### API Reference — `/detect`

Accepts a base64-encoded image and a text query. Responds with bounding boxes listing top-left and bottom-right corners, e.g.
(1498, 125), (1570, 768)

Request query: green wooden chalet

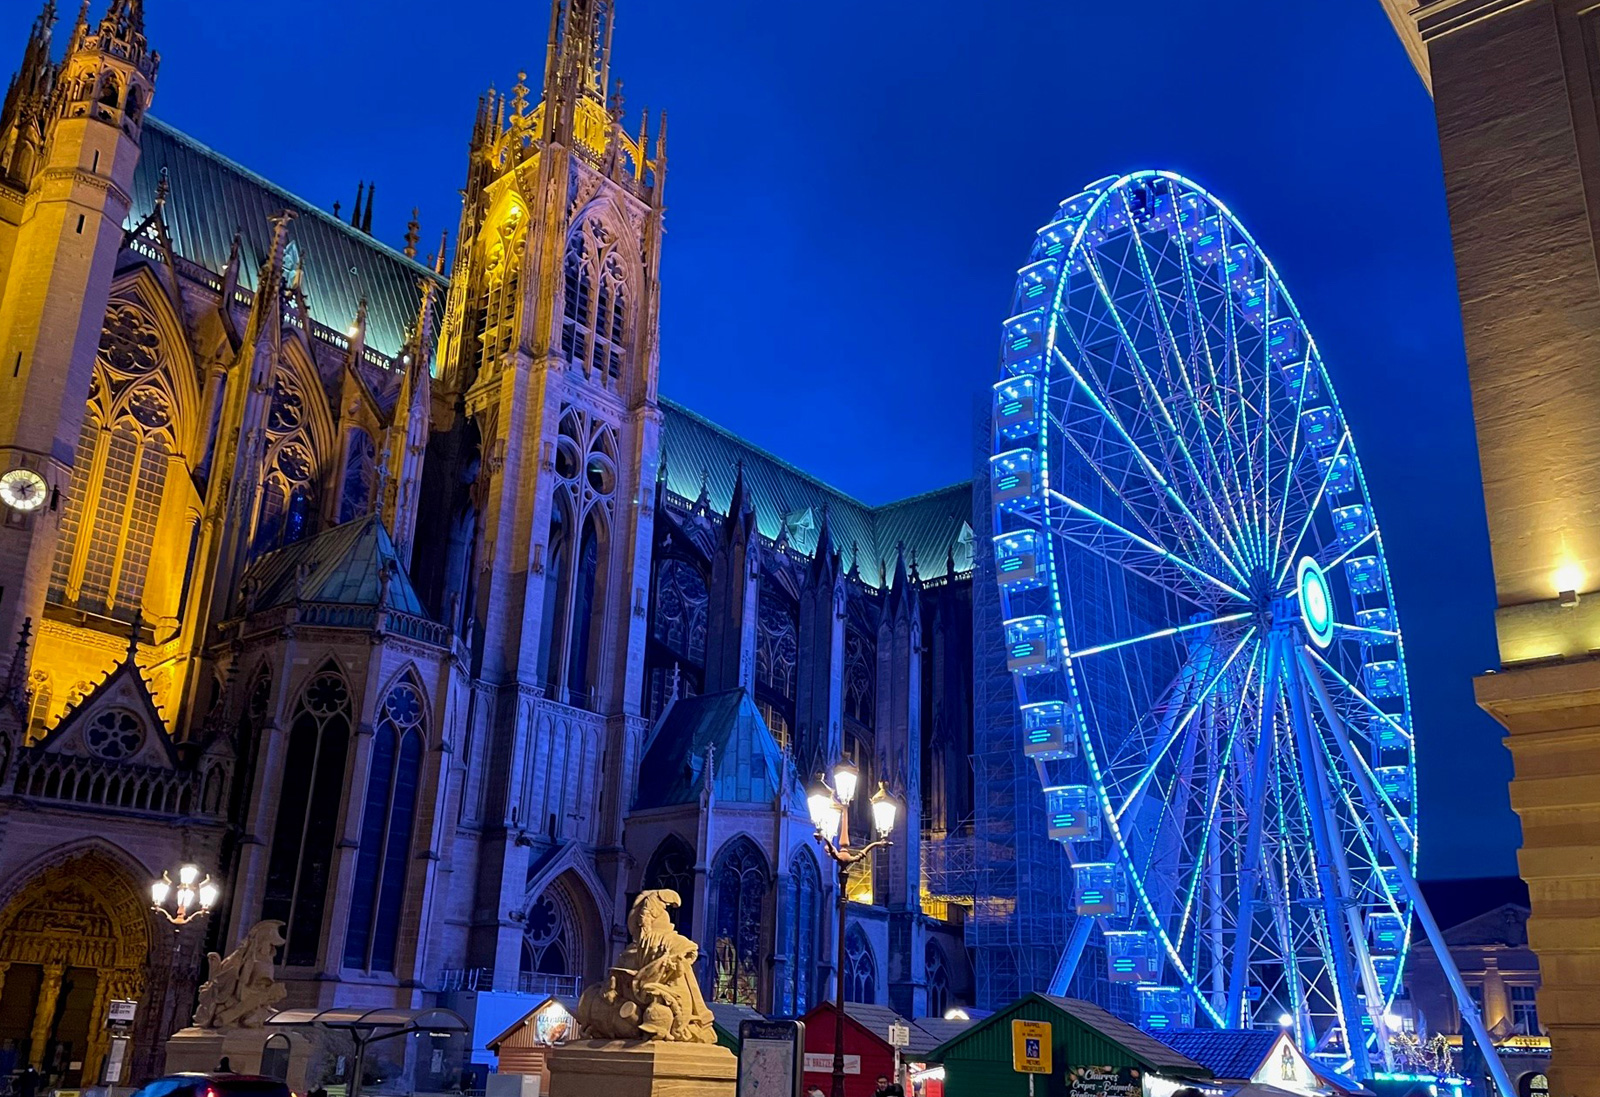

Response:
(927, 993), (1212, 1097)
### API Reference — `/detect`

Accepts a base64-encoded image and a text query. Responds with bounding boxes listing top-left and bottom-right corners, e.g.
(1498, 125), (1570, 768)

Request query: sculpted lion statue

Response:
(193, 920), (287, 1029)
(576, 890), (715, 1043)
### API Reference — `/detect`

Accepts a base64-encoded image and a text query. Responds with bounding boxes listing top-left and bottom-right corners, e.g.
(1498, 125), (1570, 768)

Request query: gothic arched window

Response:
(520, 884), (577, 982)
(653, 558), (708, 665)
(539, 500), (572, 695)
(642, 835), (696, 936)
(344, 675), (426, 972)
(845, 925), (876, 1004)
(255, 374), (320, 553)
(843, 628), (875, 729)
(559, 221), (628, 387)
(49, 416), (170, 621)
(790, 849), (821, 1014)
(756, 592), (798, 701)
(710, 836), (768, 1006)
(566, 513), (605, 704)
(926, 940), (950, 1018)
(262, 664), (352, 966)
(339, 428), (377, 522)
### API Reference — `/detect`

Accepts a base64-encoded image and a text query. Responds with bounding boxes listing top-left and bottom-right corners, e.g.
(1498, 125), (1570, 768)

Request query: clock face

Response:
(0, 467), (47, 513)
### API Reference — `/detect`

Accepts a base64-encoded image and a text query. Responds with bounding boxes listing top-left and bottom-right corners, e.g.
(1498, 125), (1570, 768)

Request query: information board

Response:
(738, 1019), (804, 1097)
(1012, 1020), (1052, 1074)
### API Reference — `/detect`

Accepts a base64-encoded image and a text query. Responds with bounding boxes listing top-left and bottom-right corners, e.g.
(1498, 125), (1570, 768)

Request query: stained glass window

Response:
(844, 629), (875, 729)
(711, 837), (767, 1006)
(845, 925), (876, 1004)
(262, 664), (352, 966)
(756, 592), (798, 700)
(654, 558), (709, 666)
(926, 941), (950, 1018)
(344, 676), (426, 972)
(643, 835), (696, 935)
(566, 513), (603, 705)
(339, 428), (377, 522)
(521, 886), (574, 978)
(790, 849), (821, 1014)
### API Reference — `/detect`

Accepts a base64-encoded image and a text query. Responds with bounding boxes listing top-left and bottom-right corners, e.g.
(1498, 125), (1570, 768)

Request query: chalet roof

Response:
(129, 118), (445, 361)
(634, 688), (803, 810)
(241, 515), (428, 618)
(658, 398), (973, 589)
(1159, 1029), (1281, 1082)
(927, 993), (1208, 1078)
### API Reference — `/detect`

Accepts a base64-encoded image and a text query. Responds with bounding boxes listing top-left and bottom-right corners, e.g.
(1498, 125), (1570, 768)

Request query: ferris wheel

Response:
(988, 171), (1511, 1090)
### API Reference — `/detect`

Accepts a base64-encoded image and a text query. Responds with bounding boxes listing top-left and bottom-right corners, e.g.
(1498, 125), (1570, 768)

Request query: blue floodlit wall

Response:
(970, 401), (1143, 1016)
(970, 401), (1078, 1008)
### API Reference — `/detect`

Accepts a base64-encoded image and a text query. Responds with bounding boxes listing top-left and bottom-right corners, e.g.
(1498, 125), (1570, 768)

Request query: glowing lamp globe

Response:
(870, 783), (899, 837)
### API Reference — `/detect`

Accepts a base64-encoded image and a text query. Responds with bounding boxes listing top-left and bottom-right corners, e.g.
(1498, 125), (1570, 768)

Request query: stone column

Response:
(29, 962), (65, 1069)
(80, 969), (109, 1085)
(1481, 953), (1511, 1035)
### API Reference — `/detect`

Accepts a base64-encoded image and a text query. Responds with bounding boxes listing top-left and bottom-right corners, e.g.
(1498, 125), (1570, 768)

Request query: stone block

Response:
(164, 1027), (313, 1092)
(546, 1040), (735, 1097)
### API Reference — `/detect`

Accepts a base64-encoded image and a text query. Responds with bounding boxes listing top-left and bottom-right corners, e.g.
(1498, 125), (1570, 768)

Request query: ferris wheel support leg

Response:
(1048, 914), (1096, 996)
(1281, 635), (1374, 1081)
(1289, 661), (1396, 1071)
(1227, 642), (1283, 1026)
(1297, 647), (1517, 1097)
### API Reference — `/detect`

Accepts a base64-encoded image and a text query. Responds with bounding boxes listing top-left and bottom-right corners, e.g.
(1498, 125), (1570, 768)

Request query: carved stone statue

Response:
(193, 920), (287, 1029)
(576, 890), (715, 1043)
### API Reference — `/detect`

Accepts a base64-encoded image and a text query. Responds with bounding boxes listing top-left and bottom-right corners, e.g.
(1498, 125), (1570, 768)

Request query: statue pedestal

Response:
(546, 1040), (735, 1097)
(164, 1027), (312, 1091)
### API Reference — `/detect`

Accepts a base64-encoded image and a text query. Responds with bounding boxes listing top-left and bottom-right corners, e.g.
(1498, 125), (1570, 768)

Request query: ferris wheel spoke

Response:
(1168, 206), (1268, 568)
(1276, 430), (1351, 588)
(1111, 628), (1257, 823)
(1301, 645), (1412, 747)
(1049, 342), (1252, 589)
(1267, 347), (1318, 568)
(1047, 489), (1249, 603)
(1121, 209), (1263, 570)
(1069, 611), (1252, 659)
(1077, 245), (1259, 567)
(1318, 527), (1377, 575)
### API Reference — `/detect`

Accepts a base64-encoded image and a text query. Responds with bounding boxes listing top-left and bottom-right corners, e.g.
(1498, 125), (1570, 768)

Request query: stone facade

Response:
(1383, 1), (1600, 1091)
(0, 0), (975, 1085)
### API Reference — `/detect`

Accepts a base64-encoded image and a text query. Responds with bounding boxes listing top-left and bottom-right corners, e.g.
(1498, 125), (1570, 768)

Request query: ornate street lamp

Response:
(809, 765), (899, 1097)
(150, 864), (219, 925)
(150, 864), (219, 1046)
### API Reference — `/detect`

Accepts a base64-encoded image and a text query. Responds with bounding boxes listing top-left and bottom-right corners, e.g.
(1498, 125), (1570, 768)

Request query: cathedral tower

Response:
(419, 0), (667, 981)
(0, 0), (157, 677)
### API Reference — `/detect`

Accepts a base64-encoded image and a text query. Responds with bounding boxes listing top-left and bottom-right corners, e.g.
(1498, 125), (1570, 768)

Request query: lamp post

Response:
(150, 865), (219, 1048)
(808, 763), (899, 1097)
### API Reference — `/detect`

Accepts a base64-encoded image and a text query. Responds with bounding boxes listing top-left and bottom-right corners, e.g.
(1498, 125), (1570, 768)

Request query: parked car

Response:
(130, 1074), (291, 1097)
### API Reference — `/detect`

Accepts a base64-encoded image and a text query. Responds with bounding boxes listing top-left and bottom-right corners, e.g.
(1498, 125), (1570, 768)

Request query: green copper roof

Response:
(658, 398), (975, 589)
(129, 117), (444, 361)
(634, 688), (803, 810)
(241, 515), (428, 618)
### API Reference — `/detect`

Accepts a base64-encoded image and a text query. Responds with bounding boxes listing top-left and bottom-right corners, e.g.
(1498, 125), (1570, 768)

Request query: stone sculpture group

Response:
(576, 889), (716, 1043)
(193, 920), (288, 1029)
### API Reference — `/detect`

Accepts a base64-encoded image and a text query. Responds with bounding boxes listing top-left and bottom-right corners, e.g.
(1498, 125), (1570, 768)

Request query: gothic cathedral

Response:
(0, 0), (978, 1082)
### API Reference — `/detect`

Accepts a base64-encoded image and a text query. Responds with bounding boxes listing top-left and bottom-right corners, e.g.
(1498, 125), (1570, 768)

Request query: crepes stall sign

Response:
(1068, 1065), (1142, 1097)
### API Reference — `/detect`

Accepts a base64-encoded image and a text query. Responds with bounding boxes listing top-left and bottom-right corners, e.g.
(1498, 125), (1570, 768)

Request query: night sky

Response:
(4, 0), (1522, 879)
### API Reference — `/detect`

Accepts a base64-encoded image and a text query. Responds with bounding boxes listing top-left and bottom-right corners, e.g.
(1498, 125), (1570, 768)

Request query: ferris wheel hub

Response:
(1297, 556), (1335, 648)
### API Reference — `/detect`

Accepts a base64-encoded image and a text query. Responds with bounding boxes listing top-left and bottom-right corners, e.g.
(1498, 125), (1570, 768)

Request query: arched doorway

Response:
(0, 849), (151, 1088)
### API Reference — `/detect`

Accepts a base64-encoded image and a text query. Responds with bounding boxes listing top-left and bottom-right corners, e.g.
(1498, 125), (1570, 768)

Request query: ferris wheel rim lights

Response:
(988, 169), (1421, 1066)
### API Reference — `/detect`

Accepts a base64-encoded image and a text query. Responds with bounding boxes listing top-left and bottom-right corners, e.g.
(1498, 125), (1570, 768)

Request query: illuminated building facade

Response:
(0, 0), (973, 1080)
(1380, 1), (1600, 1091)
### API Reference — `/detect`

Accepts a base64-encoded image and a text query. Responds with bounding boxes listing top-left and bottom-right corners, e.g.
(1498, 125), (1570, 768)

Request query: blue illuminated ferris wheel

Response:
(987, 171), (1511, 1088)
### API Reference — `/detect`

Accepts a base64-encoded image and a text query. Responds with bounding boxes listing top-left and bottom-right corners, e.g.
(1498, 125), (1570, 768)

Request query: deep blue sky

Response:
(6, 0), (1521, 878)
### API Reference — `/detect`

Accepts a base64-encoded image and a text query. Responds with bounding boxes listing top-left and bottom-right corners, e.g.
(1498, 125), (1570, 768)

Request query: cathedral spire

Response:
(351, 181), (364, 228)
(542, 0), (612, 102)
(0, 0), (57, 186)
